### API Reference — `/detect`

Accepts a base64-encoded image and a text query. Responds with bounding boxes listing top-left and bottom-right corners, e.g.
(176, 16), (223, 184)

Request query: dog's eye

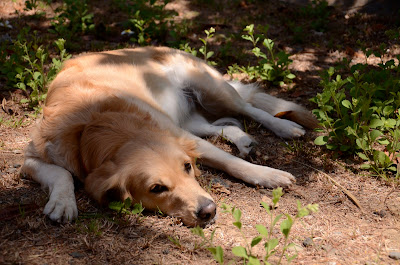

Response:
(184, 162), (192, 173)
(150, 184), (168, 194)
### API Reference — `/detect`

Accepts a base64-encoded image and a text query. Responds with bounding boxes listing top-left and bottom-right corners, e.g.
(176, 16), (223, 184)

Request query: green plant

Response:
(109, 198), (144, 216)
(199, 27), (217, 66)
(49, 0), (94, 39)
(0, 116), (30, 128)
(190, 227), (223, 263)
(179, 42), (198, 57)
(178, 27), (217, 66)
(280, 139), (305, 155)
(22, 0), (49, 18)
(0, 27), (30, 89)
(115, 0), (177, 45)
(15, 38), (70, 112)
(311, 50), (400, 179)
(75, 218), (103, 236)
(300, 0), (330, 32)
(228, 24), (295, 85)
(191, 188), (318, 264)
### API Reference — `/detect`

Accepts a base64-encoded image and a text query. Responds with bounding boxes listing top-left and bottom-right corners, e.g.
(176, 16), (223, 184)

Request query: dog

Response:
(21, 47), (317, 227)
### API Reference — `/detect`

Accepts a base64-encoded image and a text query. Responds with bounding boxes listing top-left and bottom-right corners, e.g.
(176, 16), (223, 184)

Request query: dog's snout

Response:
(197, 199), (216, 222)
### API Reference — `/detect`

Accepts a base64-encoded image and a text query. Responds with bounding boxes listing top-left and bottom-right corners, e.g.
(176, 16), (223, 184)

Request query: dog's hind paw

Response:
(43, 187), (78, 223)
(271, 118), (305, 139)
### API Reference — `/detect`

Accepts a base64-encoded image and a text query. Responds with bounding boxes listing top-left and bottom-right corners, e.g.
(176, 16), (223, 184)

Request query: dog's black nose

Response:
(197, 199), (216, 222)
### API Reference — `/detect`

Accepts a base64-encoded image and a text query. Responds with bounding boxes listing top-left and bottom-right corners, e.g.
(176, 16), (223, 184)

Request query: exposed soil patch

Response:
(1, 0), (399, 264)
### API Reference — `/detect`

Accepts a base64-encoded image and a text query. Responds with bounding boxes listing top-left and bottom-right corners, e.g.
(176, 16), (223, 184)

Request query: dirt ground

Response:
(1, 0), (400, 264)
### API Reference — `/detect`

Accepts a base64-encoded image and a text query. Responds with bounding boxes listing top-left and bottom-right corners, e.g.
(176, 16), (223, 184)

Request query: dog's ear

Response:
(84, 161), (130, 205)
(179, 137), (201, 177)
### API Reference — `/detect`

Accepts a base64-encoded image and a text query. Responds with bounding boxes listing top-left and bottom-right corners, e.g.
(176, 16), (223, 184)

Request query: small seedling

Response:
(199, 27), (217, 66)
(190, 188), (318, 264)
(228, 24), (295, 85)
(109, 198), (145, 223)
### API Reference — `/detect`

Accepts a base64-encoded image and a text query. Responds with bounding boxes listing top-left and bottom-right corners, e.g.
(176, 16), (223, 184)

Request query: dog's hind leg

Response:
(228, 81), (319, 129)
(188, 77), (305, 138)
(175, 62), (307, 138)
(21, 142), (78, 222)
(183, 112), (256, 157)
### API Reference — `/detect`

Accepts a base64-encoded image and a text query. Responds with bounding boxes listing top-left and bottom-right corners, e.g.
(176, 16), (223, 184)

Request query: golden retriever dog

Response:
(21, 47), (317, 227)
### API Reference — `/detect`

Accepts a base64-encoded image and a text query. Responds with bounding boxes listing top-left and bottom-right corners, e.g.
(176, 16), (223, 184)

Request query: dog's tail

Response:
(228, 81), (319, 129)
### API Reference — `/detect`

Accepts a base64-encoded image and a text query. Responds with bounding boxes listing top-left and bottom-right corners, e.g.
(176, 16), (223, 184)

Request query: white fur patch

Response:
(24, 157), (78, 222)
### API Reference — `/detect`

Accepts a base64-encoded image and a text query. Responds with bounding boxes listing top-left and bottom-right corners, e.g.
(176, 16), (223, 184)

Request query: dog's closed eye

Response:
(184, 162), (192, 173)
(150, 184), (169, 194)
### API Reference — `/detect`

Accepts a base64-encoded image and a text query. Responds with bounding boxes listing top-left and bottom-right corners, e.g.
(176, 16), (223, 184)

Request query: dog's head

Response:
(81, 114), (216, 227)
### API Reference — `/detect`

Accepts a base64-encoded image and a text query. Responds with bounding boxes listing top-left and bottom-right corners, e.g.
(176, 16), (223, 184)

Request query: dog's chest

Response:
(154, 87), (192, 125)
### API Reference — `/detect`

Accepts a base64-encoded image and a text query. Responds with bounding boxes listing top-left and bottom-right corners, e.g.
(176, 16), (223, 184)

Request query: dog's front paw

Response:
(272, 118), (305, 139)
(245, 165), (295, 188)
(220, 126), (256, 157)
(43, 187), (78, 223)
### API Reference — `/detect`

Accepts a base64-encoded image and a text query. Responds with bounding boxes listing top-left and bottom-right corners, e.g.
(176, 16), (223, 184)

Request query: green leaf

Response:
(341, 100), (352, 109)
(232, 246), (248, 259)
(248, 256), (261, 265)
(373, 150), (391, 166)
(233, 208), (242, 222)
(357, 152), (369, 160)
(280, 216), (293, 238)
(242, 35), (253, 42)
(286, 73), (296, 79)
(296, 201), (309, 218)
(124, 197), (132, 208)
(260, 201), (271, 214)
(370, 119), (384, 128)
(208, 246), (224, 264)
(314, 135), (328, 145)
(131, 203), (143, 215)
(265, 238), (279, 253)
(360, 163), (371, 169)
(272, 214), (283, 227)
(356, 138), (368, 150)
(370, 130), (383, 142)
(33, 71), (41, 80)
(272, 188), (283, 205)
(377, 138), (390, 145)
(327, 67), (335, 77)
(108, 201), (124, 212)
(287, 253), (298, 262)
(263, 38), (274, 51)
(190, 226), (205, 237)
(255, 224), (268, 238)
(251, 236), (263, 247)
(233, 221), (242, 230)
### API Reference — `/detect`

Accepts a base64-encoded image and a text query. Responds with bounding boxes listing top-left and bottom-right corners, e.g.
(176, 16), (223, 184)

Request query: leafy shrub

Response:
(49, 0), (95, 39)
(311, 50), (400, 179)
(15, 38), (70, 112)
(300, 0), (330, 32)
(190, 188), (318, 264)
(115, 0), (177, 45)
(180, 27), (217, 66)
(228, 24), (295, 85)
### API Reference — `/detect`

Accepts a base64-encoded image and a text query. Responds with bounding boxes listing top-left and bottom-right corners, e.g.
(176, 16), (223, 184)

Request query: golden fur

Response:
(22, 47), (317, 226)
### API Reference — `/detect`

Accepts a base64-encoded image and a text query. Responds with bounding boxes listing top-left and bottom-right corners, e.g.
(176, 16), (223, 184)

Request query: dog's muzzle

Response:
(196, 197), (217, 226)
